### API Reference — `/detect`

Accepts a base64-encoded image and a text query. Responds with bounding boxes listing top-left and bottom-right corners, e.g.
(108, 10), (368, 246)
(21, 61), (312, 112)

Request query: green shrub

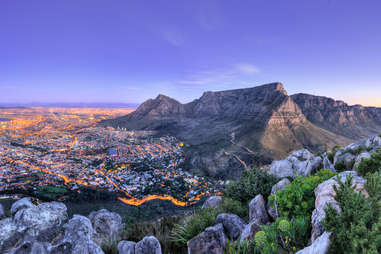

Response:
(220, 197), (249, 220)
(356, 149), (381, 176)
(323, 172), (381, 254)
(328, 145), (342, 163)
(268, 169), (336, 220)
(224, 168), (277, 203)
(99, 237), (118, 254)
(170, 208), (219, 246)
(225, 239), (253, 254)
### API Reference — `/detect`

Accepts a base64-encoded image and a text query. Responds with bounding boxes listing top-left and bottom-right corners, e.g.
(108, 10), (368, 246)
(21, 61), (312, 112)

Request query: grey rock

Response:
(270, 149), (322, 178)
(202, 196), (222, 209)
(240, 220), (261, 242)
(0, 218), (22, 252)
(13, 201), (68, 242)
(296, 232), (332, 254)
(89, 209), (123, 242)
(354, 152), (371, 169)
(187, 223), (226, 254)
(365, 135), (381, 150)
(267, 202), (277, 221)
(11, 197), (36, 216)
(0, 203), (5, 220)
(135, 236), (161, 254)
(118, 241), (136, 254)
(270, 178), (291, 195)
(334, 151), (356, 170)
(216, 213), (246, 240)
(9, 239), (50, 254)
(321, 153), (335, 171)
(248, 195), (269, 224)
(311, 171), (366, 242)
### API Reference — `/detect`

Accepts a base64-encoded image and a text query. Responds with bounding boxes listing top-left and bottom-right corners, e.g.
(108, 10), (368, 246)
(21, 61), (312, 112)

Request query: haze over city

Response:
(1, 0), (380, 106)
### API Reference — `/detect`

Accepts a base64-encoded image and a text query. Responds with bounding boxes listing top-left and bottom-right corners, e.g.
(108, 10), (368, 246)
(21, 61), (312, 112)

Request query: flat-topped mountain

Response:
(100, 83), (381, 179)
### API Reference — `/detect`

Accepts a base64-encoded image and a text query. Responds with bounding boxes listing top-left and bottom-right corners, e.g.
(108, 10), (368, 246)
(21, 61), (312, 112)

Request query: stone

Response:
(240, 219), (261, 242)
(321, 153), (335, 171)
(334, 152), (356, 170)
(0, 218), (22, 252)
(187, 223), (226, 254)
(311, 171), (366, 242)
(270, 178), (291, 195)
(0, 203), (5, 220)
(13, 201), (68, 242)
(89, 209), (123, 242)
(135, 236), (162, 254)
(216, 213), (246, 240)
(296, 232), (332, 254)
(10, 197), (36, 216)
(269, 149), (322, 178)
(202, 196), (222, 209)
(9, 239), (50, 254)
(354, 152), (371, 169)
(118, 241), (136, 254)
(248, 195), (269, 224)
(365, 135), (381, 150)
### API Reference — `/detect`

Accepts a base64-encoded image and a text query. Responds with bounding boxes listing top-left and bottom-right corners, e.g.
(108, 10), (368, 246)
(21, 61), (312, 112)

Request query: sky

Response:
(1, 0), (381, 106)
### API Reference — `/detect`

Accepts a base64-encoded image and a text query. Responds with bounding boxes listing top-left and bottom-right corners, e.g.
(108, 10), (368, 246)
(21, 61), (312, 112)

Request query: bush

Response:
(268, 169), (336, 220)
(170, 208), (219, 246)
(328, 145), (342, 163)
(220, 197), (249, 220)
(224, 168), (277, 203)
(323, 172), (381, 254)
(99, 237), (118, 254)
(356, 149), (381, 176)
(225, 239), (253, 254)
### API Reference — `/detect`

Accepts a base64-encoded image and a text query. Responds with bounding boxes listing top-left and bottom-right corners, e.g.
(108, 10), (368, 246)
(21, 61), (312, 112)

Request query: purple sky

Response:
(1, 0), (381, 106)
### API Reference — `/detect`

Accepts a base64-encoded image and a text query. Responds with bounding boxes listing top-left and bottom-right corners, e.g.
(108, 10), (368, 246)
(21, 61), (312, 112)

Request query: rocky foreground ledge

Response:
(0, 198), (161, 254)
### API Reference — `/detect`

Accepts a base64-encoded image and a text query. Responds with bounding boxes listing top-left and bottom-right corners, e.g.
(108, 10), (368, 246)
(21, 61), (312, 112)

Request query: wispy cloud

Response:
(157, 27), (184, 46)
(178, 63), (260, 86)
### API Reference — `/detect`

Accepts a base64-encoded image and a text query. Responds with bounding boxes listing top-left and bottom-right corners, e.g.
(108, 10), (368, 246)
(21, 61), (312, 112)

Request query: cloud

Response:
(234, 64), (260, 74)
(157, 27), (184, 46)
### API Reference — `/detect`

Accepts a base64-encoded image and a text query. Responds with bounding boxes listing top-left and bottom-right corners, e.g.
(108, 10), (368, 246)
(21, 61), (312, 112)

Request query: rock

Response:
(0, 203), (5, 220)
(10, 197), (36, 216)
(334, 151), (356, 170)
(240, 220), (261, 242)
(9, 238), (50, 254)
(296, 232), (332, 254)
(311, 171), (366, 242)
(365, 135), (381, 151)
(216, 213), (246, 240)
(187, 223), (226, 254)
(270, 178), (291, 195)
(354, 152), (371, 169)
(50, 215), (104, 254)
(13, 201), (68, 242)
(321, 153), (335, 171)
(248, 195), (269, 224)
(0, 218), (22, 252)
(269, 149), (322, 178)
(202, 196), (222, 209)
(118, 241), (136, 254)
(267, 203), (277, 221)
(135, 236), (162, 254)
(89, 209), (123, 242)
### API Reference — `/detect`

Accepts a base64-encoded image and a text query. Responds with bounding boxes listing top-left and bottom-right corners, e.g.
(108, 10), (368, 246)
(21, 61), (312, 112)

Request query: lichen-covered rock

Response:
(118, 241), (136, 254)
(296, 232), (332, 254)
(187, 223), (226, 254)
(89, 209), (123, 242)
(202, 196), (222, 209)
(240, 219), (261, 242)
(311, 171), (366, 242)
(0, 218), (22, 252)
(216, 213), (246, 240)
(248, 195), (269, 224)
(13, 201), (68, 242)
(269, 149), (322, 178)
(135, 236), (161, 254)
(10, 197), (36, 216)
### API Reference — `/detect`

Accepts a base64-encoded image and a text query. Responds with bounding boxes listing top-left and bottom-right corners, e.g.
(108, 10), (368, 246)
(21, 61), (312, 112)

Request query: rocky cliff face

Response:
(100, 83), (381, 179)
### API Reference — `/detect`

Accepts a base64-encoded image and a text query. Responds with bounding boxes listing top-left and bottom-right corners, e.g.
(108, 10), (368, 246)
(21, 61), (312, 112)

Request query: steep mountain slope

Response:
(100, 83), (380, 179)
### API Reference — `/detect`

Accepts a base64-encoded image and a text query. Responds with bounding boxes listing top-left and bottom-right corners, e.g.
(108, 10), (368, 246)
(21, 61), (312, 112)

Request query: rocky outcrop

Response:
(89, 209), (123, 242)
(269, 149), (322, 178)
(311, 171), (366, 242)
(240, 220), (261, 242)
(215, 213), (246, 240)
(118, 241), (136, 254)
(135, 236), (162, 254)
(248, 195), (269, 224)
(267, 178), (291, 220)
(0, 217), (21, 252)
(187, 223), (226, 254)
(10, 197), (36, 216)
(202, 196), (222, 209)
(296, 232), (332, 254)
(0, 204), (4, 220)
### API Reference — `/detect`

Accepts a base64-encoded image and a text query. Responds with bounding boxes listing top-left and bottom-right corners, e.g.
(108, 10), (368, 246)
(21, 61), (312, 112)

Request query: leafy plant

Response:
(220, 197), (249, 220)
(323, 172), (381, 254)
(356, 148), (381, 176)
(225, 239), (252, 254)
(327, 145), (342, 163)
(224, 168), (277, 203)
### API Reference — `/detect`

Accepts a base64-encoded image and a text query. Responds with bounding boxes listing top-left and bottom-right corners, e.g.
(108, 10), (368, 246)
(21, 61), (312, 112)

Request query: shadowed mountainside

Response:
(100, 83), (381, 179)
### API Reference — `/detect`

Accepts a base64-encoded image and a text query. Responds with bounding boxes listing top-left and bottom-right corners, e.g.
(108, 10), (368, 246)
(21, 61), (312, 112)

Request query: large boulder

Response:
(311, 171), (366, 242)
(216, 213), (246, 240)
(321, 153), (335, 171)
(202, 196), (222, 209)
(8, 238), (50, 254)
(240, 220), (261, 242)
(0, 218), (22, 252)
(10, 197), (36, 216)
(135, 236), (161, 254)
(13, 201), (68, 242)
(353, 152), (371, 169)
(333, 151), (356, 170)
(118, 241), (136, 254)
(187, 223), (226, 254)
(365, 135), (381, 151)
(267, 178), (291, 220)
(269, 149), (322, 178)
(296, 232), (332, 254)
(0, 204), (5, 219)
(89, 209), (123, 242)
(248, 195), (269, 224)
(50, 214), (104, 254)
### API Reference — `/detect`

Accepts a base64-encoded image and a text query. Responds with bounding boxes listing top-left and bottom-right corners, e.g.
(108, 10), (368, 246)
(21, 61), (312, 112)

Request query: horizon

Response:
(1, 0), (381, 107)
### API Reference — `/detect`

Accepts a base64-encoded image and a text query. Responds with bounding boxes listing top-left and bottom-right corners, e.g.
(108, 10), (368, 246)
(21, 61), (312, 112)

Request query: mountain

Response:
(100, 83), (381, 179)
